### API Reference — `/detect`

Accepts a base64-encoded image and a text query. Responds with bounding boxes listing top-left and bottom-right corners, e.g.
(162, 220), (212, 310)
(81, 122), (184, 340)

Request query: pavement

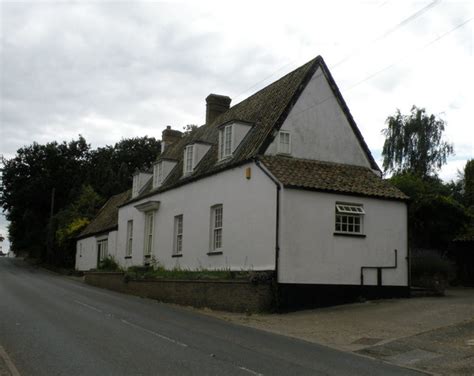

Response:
(0, 258), (422, 376)
(198, 289), (474, 375)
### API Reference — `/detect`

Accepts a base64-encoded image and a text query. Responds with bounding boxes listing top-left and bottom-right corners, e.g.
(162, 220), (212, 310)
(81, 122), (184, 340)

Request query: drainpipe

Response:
(254, 158), (281, 282)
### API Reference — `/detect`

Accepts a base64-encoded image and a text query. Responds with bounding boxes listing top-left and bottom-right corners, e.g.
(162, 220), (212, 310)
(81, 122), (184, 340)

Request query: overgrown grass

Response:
(125, 265), (252, 281)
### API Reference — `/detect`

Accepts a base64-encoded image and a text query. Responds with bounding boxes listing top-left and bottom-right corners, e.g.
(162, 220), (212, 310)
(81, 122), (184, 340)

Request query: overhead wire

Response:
(284, 16), (473, 122)
(232, 0), (442, 103)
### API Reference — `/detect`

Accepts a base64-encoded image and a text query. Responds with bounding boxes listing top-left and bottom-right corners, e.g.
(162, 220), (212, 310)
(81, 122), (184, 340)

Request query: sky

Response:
(0, 0), (473, 251)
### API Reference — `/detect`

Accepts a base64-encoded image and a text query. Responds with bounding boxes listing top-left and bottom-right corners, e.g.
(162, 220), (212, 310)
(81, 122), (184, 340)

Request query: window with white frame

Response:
(126, 220), (133, 257)
(184, 145), (194, 174)
(219, 125), (233, 160)
(97, 239), (108, 262)
(153, 162), (163, 188)
(335, 203), (365, 235)
(173, 215), (183, 255)
(278, 131), (291, 154)
(144, 212), (154, 256)
(210, 204), (223, 252)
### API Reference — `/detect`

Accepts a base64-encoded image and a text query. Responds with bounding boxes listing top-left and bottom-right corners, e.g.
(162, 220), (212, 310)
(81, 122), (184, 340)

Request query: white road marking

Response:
(0, 344), (21, 376)
(72, 299), (187, 348)
(238, 366), (263, 375)
(120, 319), (188, 348)
(73, 300), (103, 313)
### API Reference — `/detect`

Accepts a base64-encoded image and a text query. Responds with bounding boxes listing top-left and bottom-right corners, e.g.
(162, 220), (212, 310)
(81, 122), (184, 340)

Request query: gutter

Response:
(254, 158), (281, 282)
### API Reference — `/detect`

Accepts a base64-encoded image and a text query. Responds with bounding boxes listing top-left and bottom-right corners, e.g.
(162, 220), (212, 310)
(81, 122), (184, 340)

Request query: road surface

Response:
(0, 258), (423, 375)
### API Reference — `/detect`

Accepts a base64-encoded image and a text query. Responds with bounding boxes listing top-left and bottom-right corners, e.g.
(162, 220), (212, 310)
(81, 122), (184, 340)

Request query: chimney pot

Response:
(206, 94), (231, 125)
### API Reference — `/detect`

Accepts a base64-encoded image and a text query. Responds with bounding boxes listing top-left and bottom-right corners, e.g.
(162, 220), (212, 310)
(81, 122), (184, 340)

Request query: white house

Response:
(77, 56), (408, 290)
(76, 191), (129, 270)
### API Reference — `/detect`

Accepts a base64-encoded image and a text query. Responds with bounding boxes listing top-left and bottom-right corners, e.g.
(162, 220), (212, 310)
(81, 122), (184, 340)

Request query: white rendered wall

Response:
(231, 122), (252, 152)
(279, 189), (408, 286)
(107, 231), (118, 261)
(117, 162), (277, 271)
(76, 236), (97, 271)
(265, 67), (371, 168)
(75, 231), (117, 271)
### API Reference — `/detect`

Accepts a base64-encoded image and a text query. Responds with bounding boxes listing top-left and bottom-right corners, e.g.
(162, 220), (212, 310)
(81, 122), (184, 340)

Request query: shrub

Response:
(411, 249), (455, 294)
(98, 256), (121, 271)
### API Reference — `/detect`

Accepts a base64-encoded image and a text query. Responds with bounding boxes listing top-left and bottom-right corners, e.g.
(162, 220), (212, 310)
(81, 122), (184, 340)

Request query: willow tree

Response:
(382, 106), (454, 178)
(464, 159), (474, 208)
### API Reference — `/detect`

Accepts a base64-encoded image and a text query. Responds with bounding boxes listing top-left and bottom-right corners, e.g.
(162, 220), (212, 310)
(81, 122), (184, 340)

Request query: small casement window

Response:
(173, 215), (183, 255)
(153, 162), (163, 188)
(184, 145), (194, 174)
(278, 131), (291, 154)
(219, 125), (233, 160)
(79, 243), (83, 257)
(335, 203), (365, 234)
(97, 239), (108, 262)
(210, 204), (223, 252)
(126, 220), (133, 257)
(144, 212), (154, 256)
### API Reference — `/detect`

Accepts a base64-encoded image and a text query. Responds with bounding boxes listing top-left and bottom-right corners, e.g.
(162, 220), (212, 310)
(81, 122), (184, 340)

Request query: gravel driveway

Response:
(199, 288), (474, 375)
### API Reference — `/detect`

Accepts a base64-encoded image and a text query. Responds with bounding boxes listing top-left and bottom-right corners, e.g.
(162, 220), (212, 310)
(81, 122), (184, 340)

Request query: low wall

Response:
(84, 272), (274, 313)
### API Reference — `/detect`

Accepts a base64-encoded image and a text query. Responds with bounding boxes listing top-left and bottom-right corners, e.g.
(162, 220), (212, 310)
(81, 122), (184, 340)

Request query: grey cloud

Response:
(1, 2), (282, 158)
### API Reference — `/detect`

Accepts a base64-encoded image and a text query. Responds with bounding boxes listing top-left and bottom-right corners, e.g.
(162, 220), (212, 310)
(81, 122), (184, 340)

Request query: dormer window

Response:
(219, 124), (233, 160)
(278, 131), (291, 155)
(132, 171), (153, 198)
(153, 162), (163, 188)
(184, 145), (194, 174)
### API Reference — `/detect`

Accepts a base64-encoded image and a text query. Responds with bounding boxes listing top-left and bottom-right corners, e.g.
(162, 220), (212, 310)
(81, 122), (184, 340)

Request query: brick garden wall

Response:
(83, 272), (274, 312)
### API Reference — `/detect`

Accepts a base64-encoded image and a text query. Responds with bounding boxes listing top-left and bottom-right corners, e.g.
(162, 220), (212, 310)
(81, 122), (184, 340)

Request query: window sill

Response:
(207, 251), (223, 256)
(124, 256), (132, 259)
(333, 232), (366, 238)
(218, 155), (232, 162)
(172, 254), (183, 258)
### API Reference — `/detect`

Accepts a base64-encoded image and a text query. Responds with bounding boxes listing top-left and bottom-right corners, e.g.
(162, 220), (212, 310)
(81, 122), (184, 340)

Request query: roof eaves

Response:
(284, 184), (409, 202)
(77, 226), (118, 240)
(119, 157), (254, 208)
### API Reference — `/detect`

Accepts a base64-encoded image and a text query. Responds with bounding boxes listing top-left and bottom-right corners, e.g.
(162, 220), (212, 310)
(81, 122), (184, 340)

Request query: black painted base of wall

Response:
(276, 283), (410, 311)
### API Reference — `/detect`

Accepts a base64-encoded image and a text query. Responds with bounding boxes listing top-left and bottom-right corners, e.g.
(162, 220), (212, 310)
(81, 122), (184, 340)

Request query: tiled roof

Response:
(123, 55), (380, 205)
(78, 190), (131, 239)
(260, 156), (408, 201)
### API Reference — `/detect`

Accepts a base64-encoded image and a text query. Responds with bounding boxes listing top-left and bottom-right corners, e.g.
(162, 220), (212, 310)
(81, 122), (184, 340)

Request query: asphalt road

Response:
(0, 258), (423, 376)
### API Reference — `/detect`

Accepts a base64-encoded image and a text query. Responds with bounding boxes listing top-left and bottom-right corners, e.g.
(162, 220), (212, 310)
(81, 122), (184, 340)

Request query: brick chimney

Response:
(161, 126), (183, 152)
(206, 94), (231, 125)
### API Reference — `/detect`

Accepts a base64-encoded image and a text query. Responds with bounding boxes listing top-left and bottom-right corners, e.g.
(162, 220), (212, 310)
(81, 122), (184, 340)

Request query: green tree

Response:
(88, 136), (161, 198)
(1, 135), (161, 265)
(389, 173), (469, 249)
(0, 137), (90, 260)
(464, 159), (474, 209)
(54, 185), (103, 266)
(182, 124), (198, 136)
(382, 106), (454, 178)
